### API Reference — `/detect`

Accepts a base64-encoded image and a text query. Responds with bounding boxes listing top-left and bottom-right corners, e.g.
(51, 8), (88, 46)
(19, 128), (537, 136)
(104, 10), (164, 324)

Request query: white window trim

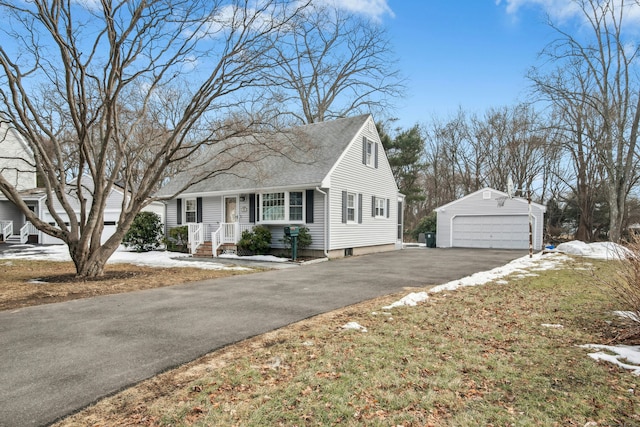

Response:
(365, 139), (375, 167)
(185, 198), (197, 223)
(260, 190), (305, 224)
(375, 197), (386, 218)
(346, 192), (357, 223)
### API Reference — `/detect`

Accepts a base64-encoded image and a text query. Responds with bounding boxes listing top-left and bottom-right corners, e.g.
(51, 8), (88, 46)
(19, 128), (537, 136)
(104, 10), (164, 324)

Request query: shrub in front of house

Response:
(238, 225), (272, 255)
(280, 226), (312, 256)
(165, 225), (189, 253)
(122, 211), (164, 252)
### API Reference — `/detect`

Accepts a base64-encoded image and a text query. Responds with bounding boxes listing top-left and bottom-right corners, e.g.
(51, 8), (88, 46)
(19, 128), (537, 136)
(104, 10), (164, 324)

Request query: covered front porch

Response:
(187, 222), (255, 257)
(0, 220), (39, 244)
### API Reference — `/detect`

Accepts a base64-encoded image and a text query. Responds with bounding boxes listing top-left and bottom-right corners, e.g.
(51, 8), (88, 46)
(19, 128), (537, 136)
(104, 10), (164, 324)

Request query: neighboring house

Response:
(0, 122), (41, 243)
(434, 187), (546, 250)
(0, 121), (163, 244)
(156, 114), (404, 258)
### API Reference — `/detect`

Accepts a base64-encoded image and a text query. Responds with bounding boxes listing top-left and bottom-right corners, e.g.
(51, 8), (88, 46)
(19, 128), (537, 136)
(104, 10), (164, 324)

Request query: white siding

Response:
(257, 189), (325, 251)
(140, 201), (165, 226)
(166, 199), (178, 229)
(0, 125), (37, 191)
(436, 188), (545, 250)
(326, 117), (399, 251)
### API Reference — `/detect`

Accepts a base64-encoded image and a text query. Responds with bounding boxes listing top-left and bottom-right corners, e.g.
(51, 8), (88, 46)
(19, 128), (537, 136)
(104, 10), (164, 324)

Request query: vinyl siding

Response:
(0, 125), (37, 191)
(0, 201), (23, 227)
(327, 117), (399, 250)
(436, 188), (545, 250)
(264, 189), (326, 250)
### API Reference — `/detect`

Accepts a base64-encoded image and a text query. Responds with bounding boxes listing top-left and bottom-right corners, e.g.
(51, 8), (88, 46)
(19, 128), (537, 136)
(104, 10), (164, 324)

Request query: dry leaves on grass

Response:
(0, 259), (255, 311)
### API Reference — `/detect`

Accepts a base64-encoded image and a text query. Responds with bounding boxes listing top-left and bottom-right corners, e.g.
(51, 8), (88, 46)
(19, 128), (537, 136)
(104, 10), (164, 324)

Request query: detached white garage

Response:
(435, 188), (546, 250)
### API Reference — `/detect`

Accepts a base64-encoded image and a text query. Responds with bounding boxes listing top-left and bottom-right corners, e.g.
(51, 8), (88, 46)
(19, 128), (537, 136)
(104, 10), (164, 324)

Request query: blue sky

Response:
(364, 1), (556, 129)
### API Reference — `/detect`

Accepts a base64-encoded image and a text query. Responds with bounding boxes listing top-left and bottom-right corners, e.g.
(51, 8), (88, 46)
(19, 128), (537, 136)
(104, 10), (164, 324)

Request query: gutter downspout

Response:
(315, 187), (329, 257)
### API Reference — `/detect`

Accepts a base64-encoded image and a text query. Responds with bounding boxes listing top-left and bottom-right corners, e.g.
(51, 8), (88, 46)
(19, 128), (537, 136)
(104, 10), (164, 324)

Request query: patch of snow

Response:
(579, 344), (640, 376)
(342, 322), (367, 333)
(218, 253), (288, 263)
(541, 324), (564, 329)
(554, 240), (631, 260)
(426, 252), (569, 296)
(614, 311), (640, 323)
(382, 291), (429, 309)
(0, 244), (250, 271)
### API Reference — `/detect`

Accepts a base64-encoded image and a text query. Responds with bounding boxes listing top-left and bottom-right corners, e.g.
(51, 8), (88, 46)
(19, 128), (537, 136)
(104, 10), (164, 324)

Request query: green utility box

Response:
(426, 232), (436, 248)
(284, 226), (300, 237)
(284, 226), (300, 261)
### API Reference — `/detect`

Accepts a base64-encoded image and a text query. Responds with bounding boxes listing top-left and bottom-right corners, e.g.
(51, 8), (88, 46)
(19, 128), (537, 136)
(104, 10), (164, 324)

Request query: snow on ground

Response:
(554, 240), (632, 260)
(382, 251), (570, 310)
(0, 244), (250, 270)
(579, 345), (640, 376)
(381, 241), (640, 375)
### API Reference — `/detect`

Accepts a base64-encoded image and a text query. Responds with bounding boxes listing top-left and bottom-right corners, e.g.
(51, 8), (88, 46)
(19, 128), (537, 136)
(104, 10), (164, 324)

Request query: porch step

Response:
(5, 235), (22, 244)
(192, 241), (213, 258)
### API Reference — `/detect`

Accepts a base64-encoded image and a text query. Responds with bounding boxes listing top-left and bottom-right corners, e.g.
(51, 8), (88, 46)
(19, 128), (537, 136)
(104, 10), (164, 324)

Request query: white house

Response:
(156, 114), (404, 258)
(0, 121), (163, 244)
(434, 187), (546, 250)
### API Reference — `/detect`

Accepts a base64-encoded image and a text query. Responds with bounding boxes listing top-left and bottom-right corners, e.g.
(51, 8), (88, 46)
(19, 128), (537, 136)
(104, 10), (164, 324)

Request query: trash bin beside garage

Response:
(425, 232), (436, 248)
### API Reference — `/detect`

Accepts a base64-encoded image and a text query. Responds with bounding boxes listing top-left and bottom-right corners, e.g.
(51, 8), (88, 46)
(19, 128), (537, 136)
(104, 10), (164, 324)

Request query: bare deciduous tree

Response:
(530, 0), (640, 242)
(0, 0), (308, 277)
(262, 2), (404, 124)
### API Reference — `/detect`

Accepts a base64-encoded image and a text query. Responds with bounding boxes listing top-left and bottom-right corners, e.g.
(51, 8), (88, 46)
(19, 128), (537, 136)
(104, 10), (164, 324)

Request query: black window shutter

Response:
(387, 198), (390, 218)
(196, 197), (203, 223)
(249, 194), (256, 223)
(374, 142), (379, 168)
(256, 194), (260, 222)
(342, 191), (347, 223)
(362, 137), (367, 165)
(371, 195), (376, 217)
(358, 193), (363, 224)
(177, 199), (182, 224)
(305, 189), (314, 224)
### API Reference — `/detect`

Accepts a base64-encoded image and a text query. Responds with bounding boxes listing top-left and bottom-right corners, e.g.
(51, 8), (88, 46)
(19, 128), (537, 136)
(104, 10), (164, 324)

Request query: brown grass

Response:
(52, 258), (640, 427)
(0, 259), (255, 312)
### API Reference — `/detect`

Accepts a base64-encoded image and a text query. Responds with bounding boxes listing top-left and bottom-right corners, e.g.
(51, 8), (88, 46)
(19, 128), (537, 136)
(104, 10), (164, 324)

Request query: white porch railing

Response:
(187, 223), (204, 254)
(20, 221), (38, 244)
(1, 221), (13, 240)
(211, 223), (254, 257)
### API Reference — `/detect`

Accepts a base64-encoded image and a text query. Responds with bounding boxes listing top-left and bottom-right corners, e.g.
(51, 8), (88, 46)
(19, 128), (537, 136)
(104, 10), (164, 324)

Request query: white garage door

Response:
(452, 215), (529, 249)
(40, 222), (119, 245)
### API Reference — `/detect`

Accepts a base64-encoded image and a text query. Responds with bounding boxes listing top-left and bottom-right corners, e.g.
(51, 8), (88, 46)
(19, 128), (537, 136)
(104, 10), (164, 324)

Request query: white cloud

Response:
(311, 0), (394, 22)
(497, 0), (640, 26)
(497, 0), (580, 21)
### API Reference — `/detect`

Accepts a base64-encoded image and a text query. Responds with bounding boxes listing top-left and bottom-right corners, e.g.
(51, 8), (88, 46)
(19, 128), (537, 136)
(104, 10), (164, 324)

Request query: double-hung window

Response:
(289, 191), (303, 221)
(185, 198), (197, 223)
(261, 191), (304, 223)
(346, 192), (356, 222)
(375, 197), (385, 217)
(365, 139), (374, 167)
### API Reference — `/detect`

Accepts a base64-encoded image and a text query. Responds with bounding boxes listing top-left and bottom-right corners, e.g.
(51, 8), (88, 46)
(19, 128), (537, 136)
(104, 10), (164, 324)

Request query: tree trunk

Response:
(69, 235), (122, 278)
(608, 187), (626, 243)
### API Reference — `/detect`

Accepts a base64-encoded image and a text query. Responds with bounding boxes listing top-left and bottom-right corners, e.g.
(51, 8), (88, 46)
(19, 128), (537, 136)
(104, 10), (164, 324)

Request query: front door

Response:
(224, 196), (238, 223)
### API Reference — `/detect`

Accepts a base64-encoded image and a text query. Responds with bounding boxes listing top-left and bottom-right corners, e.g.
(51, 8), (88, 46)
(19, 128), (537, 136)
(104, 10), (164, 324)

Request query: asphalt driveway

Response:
(0, 247), (526, 427)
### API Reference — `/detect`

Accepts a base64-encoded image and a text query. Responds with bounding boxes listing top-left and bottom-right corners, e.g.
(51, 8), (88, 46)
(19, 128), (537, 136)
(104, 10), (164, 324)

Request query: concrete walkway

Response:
(0, 247), (526, 427)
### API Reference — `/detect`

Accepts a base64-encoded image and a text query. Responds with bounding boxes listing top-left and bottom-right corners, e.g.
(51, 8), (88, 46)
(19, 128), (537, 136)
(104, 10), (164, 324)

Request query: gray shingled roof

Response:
(156, 114), (369, 197)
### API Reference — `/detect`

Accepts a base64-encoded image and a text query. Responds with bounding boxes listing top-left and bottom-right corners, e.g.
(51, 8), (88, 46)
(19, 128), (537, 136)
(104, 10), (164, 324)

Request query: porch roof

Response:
(155, 115), (369, 197)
